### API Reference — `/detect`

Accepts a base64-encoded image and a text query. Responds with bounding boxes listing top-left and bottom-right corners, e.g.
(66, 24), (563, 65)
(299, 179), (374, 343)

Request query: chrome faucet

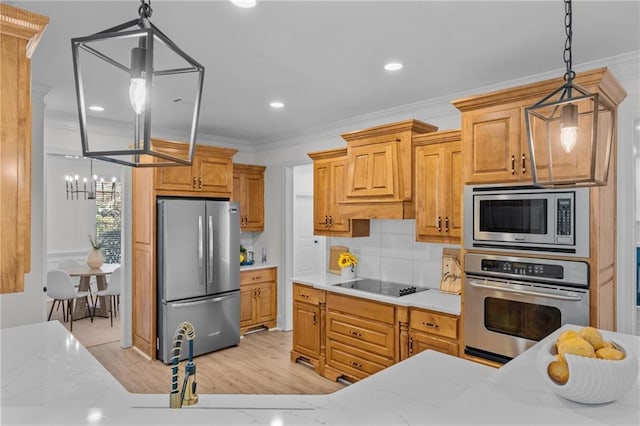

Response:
(169, 321), (198, 408)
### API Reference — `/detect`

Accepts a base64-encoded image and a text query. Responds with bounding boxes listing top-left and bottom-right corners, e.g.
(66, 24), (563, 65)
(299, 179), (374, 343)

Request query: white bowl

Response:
(536, 339), (638, 404)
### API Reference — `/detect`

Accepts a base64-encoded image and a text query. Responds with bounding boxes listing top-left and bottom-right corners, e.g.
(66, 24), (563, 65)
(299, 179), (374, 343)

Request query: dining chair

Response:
(46, 269), (93, 331)
(92, 266), (121, 327)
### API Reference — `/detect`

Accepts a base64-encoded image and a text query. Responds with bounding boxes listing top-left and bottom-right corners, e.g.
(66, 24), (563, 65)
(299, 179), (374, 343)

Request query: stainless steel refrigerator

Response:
(157, 198), (240, 364)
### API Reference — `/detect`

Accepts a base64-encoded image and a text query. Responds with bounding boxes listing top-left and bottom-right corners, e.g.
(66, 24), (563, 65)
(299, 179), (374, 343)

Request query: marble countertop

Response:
(292, 272), (461, 315)
(240, 263), (278, 271)
(2, 322), (639, 425)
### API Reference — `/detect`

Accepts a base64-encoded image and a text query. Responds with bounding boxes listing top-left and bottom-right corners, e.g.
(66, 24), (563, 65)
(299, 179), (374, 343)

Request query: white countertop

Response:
(2, 322), (639, 425)
(240, 263), (278, 271)
(292, 272), (461, 315)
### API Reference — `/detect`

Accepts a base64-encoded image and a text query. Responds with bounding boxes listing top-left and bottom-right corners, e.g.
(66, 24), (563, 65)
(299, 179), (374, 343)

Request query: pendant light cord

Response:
(563, 0), (575, 85)
(138, 0), (153, 19)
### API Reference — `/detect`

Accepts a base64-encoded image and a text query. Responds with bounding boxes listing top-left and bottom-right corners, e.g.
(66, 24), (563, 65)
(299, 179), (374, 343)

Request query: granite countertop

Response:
(292, 272), (461, 315)
(1, 322), (639, 425)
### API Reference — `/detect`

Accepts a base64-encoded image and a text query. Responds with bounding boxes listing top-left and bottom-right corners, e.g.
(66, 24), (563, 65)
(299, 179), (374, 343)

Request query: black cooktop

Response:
(334, 279), (429, 297)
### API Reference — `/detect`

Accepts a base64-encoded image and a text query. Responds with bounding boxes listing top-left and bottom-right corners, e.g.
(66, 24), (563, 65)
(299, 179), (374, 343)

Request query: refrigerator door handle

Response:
(169, 296), (229, 308)
(208, 215), (214, 285)
(198, 215), (204, 286)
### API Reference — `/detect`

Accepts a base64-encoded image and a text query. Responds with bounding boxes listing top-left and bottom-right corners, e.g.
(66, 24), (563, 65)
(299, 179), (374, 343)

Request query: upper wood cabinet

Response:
(308, 148), (369, 237)
(338, 119), (438, 219)
(152, 139), (236, 197)
(452, 68), (626, 185)
(0, 5), (48, 293)
(414, 130), (462, 243)
(232, 164), (265, 232)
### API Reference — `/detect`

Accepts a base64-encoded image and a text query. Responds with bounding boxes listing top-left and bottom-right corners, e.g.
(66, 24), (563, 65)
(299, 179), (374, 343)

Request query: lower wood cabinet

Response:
(291, 283), (324, 373)
(409, 308), (459, 357)
(290, 285), (461, 381)
(240, 267), (277, 335)
(324, 292), (396, 382)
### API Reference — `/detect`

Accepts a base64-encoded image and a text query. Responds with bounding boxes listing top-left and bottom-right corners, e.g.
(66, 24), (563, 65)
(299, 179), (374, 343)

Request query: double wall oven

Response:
(462, 185), (591, 364)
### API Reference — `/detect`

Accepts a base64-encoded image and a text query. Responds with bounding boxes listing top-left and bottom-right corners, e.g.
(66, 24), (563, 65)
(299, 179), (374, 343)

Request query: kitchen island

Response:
(1, 321), (638, 425)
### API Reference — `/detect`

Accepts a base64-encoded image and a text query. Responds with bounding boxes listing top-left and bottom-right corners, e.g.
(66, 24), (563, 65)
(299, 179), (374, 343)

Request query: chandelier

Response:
(64, 159), (118, 200)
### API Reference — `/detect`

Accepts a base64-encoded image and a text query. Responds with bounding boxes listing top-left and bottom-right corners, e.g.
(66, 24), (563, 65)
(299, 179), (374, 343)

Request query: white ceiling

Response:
(9, 0), (640, 147)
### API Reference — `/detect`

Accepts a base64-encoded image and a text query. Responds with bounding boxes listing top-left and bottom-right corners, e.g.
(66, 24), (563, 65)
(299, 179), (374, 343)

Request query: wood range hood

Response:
(337, 119), (438, 220)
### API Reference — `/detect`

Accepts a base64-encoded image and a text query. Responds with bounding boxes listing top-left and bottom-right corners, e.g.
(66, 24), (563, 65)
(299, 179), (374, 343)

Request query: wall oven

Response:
(464, 253), (589, 364)
(464, 185), (589, 257)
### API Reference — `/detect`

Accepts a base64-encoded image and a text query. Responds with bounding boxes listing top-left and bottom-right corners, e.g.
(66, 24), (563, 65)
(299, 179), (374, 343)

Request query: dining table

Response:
(60, 263), (120, 319)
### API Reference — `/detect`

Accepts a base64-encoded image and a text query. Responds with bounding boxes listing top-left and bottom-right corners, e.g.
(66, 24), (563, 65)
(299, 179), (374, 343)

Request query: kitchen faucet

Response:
(169, 321), (198, 408)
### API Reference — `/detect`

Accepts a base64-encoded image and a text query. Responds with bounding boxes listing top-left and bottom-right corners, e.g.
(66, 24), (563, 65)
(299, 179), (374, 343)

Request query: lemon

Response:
(557, 336), (596, 359)
(556, 330), (579, 345)
(578, 326), (605, 350)
(595, 347), (625, 360)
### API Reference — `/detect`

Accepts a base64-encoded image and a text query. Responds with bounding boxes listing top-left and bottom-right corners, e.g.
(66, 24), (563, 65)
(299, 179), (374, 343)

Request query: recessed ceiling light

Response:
(88, 105), (104, 112)
(384, 62), (403, 71)
(230, 0), (256, 8)
(270, 101), (284, 109)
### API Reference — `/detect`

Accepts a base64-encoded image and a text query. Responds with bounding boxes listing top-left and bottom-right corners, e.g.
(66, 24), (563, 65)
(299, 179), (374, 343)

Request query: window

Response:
(96, 183), (122, 264)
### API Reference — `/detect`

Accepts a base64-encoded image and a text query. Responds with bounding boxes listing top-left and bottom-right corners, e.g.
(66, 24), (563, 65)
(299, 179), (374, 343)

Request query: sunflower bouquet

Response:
(338, 251), (358, 272)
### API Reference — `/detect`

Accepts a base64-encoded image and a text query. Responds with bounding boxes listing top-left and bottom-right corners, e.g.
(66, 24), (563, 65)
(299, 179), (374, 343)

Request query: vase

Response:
(341, 266), (356, 279)
(87, 249), (104, 269)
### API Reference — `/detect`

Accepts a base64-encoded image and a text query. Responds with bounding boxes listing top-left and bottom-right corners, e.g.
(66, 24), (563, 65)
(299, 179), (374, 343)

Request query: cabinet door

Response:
(415, 144), (444, 240)
(463, 107), (521, 184)
(313, 160), (331, 233)
(240, 284), (255, 327)
(256, 281), (276, 323)
(346, 141), (399, 198)
(328, 160), (350, 232)
(292, 301), (320, 359)
(198, 155), (233, 195)
(154, 148), (197, 192)
(243, 172), (264, 231)
(444, 142), (463, 240)
(410, 331), (459, 357)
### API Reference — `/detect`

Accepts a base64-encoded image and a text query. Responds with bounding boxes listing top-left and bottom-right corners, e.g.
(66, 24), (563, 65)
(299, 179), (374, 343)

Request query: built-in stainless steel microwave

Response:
(464, 185), (589, 258)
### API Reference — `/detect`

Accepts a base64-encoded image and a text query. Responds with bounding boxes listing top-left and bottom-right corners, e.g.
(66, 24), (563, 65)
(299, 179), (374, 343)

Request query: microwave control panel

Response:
(480, 259), (564, 279)
(556, 198), (572, 236)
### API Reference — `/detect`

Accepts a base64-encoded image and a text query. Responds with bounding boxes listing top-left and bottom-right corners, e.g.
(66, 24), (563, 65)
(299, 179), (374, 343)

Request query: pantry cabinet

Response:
(240, 267), (277, 335)
(409, 308), (460, 357)
(308, 148), (369, 237)
(232, 164), (265, 232)
(414, 130), (462, 243)
(153, 140), (235, 197)
(0, 4), (48, 293)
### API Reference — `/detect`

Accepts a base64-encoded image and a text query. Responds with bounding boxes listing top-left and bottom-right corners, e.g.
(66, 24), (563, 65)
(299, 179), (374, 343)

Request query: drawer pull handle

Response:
(300, 294), (309, 298)
(423, 322), (439, 329)
(349, 330), (362, 337)
(312, 312), (317, 325)
(193, 177), (197, 189)
(350, 361), (362, 369)
(511, 155), (515, 175)
(444, 217), (449, 233)
(522, 153), (526, 174)
(409, 337), (413, 353)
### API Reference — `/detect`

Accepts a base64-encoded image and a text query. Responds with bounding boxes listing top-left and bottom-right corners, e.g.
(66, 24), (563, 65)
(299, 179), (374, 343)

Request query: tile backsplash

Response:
(330, 220), (460, 289)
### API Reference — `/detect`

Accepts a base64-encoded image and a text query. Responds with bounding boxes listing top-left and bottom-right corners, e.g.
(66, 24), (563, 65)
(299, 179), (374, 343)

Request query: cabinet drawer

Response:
(293, 283), (319, 305)
(326, 292), (394, 324)
(326, 340), (392, 381)
(240, 267), (276, 285)
(327, 311), (395, 359)
(410, 309), (458, 340)
(410, 332), (459, 357)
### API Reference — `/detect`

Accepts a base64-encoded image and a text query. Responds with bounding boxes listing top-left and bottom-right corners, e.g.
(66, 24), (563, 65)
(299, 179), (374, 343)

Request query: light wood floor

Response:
(88, 330), (345, 395)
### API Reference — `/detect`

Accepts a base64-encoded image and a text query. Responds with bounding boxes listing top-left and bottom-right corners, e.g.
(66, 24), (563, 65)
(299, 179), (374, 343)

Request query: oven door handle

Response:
(467, 279), (584, 301)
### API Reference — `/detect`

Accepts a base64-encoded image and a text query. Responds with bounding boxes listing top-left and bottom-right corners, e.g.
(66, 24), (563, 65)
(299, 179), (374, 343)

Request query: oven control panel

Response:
(480, 259), (564, 279)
